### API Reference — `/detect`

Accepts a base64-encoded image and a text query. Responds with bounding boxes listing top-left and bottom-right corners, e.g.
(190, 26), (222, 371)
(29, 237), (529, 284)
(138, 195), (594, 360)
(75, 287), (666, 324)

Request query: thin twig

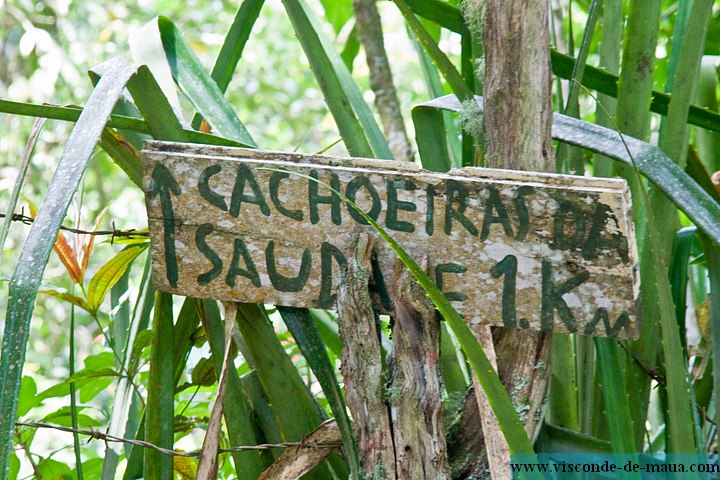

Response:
(14, 422), (342, 458)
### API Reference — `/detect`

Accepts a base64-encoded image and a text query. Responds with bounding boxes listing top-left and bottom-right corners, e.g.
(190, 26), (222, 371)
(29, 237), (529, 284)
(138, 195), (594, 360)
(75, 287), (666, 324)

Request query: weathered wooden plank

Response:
(142, 141), (640, 338)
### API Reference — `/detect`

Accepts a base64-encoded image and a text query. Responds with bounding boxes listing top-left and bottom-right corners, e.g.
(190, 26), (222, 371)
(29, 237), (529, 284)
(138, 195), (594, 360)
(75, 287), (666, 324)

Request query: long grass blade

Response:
(594, 339), (640, 474)
(279, 307), (361, 480)
(549, 51), (720, 135)
(233, 303), (345, 479)
(196, 299), (267, 478)
(210, 0), (264, 91)
(147, 16), (257, 145)
(282, 0), (391, 159)
(191, 0), (265, 129)
(671, 227), (697, 351)
(556, 0), (600, 174)
(393, 0), (472, 101)
(144, 292), (175, 479)
(102, 256), (153, 479)
(0, 58), (138, 477)
(0, 118), (45, 253)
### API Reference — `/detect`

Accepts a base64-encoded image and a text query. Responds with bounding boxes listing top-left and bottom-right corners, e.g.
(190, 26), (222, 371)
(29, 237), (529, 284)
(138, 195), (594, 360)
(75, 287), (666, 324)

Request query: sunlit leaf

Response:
(87, 243), (148, 312)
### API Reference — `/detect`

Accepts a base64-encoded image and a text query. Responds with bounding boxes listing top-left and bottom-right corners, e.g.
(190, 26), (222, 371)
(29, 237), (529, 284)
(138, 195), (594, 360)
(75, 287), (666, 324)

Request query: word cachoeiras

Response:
(142, 142), (640, 339)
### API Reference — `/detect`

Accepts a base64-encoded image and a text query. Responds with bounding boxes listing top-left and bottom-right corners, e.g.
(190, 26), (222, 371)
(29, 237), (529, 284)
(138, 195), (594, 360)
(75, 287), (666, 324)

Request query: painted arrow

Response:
(148, 163), (182, 287)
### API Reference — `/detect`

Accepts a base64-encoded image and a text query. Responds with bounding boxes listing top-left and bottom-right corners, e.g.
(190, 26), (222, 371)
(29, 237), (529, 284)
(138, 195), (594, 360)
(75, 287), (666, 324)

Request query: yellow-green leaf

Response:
(87, 244), (148, 312)
(40, 289), (91, 312)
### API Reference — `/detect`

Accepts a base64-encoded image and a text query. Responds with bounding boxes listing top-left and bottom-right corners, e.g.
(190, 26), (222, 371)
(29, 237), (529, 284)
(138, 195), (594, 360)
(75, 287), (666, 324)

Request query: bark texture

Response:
(478, 0), (555, 475)
(338, 236), (397, 479)
(483, 0), (554, 172)
(352, 0), (414, 162)
(258, 420), (342, 480)
(389, 260), (449, 479)
(338, 237), (449, 479)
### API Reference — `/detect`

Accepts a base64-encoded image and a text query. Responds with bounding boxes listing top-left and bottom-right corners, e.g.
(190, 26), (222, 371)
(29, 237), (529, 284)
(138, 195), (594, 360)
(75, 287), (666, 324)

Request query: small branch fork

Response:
(0, 212), (148, 241)
(14, 421), (341, 458)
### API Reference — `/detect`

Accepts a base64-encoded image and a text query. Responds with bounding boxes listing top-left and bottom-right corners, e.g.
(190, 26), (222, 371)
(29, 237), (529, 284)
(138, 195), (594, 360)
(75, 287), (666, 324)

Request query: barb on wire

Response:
(15, 421), (342, 458)
(0, 212), (148, 242)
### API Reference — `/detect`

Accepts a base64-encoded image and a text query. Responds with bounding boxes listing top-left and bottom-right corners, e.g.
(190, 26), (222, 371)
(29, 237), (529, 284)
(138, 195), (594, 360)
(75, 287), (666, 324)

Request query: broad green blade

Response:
(0, 100), (251, 147)
(196, 299), (267, 478)
(658, 0), (714, 166)
(0, 58), (137, 477)
(210, 0), (265, 93)
(550, 50), (720, 135)
(99, 129), (144, 188)
(413, 95), (720, 245)
(394, 0), (472, 101)
(695, 58), (720, 173)
(144, 292), (175, 479)
(594, 338), (640, 476)
(279, 306), (361, 479)
(102, 256), (154, 479)
(402, 0), (470, 36)
(191, 0), (266, 129)
(556, 0), (600, 174)
(282, 0), (392, 159)
(411, 105), (452, 172)
(151, 16), (257, 145)
(233, 303), (344, 479)
(670, 227), (697, 350)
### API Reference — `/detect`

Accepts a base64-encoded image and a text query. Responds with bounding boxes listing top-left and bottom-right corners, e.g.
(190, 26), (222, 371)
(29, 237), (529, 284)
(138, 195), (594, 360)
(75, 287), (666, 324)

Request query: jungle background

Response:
(1, 0), (720, 478)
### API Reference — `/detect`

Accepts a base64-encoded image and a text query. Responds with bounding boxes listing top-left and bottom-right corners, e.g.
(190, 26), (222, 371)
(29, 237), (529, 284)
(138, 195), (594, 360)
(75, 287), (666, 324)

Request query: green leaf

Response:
(40, 289), (91, 312)
(191, 357), (217, 386)
(393, 0), (472, 102)
(208, 0), (265, 93)
(594, 339), (640, 475)
(550, 50), (720, 135)
(279, 306), (361, 479)
(0, 58), (139, 477)
(41, 407), (103, 428)
(135, 16), (257, 146)
(36, 459), (72, 479)
(318, 0), (353, 33)
(0, 117), (45, 253)
(145, 292), (175, 479)
(282, 0), (391, 159)
(16, 377), (38, 418)
(233, 303), (345, 478)
(196, 299), (269, 478)
(670, 227), (697, 349)
(99, 129), (143, 188)
(401, 0), (470, 36)
(87, 244), (148, 312)
(0, 100), (251, 148)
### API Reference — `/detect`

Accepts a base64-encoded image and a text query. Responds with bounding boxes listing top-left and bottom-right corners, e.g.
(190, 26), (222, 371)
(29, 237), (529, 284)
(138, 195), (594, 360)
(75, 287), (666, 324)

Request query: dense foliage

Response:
(1, 0), (720, 478)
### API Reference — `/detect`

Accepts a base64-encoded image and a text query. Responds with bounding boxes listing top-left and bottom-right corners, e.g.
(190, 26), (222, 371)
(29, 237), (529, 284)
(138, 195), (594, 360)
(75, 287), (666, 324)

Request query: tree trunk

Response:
(472, 0), (555, 475)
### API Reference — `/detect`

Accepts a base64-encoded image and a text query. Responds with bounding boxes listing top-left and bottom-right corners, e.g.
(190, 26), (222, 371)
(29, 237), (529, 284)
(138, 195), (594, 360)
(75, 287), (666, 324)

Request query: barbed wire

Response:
(15, 421), (342, 458)
(0, 212), (148, 242)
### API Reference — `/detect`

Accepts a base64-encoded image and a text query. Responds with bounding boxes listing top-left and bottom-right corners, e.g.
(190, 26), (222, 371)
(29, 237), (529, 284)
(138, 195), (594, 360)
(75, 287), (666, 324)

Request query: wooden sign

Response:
(142, 141), (640, 338)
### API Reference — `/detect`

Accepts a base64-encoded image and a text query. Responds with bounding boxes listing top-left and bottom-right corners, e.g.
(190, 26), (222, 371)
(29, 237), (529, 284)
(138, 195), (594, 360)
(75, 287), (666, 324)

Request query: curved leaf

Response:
(87, 243), (148, 312)
(282, 0), (392, 159)
(413, 95), (720, 245)
(0, 58), (138, 476)
(132, 16), (257, 146)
